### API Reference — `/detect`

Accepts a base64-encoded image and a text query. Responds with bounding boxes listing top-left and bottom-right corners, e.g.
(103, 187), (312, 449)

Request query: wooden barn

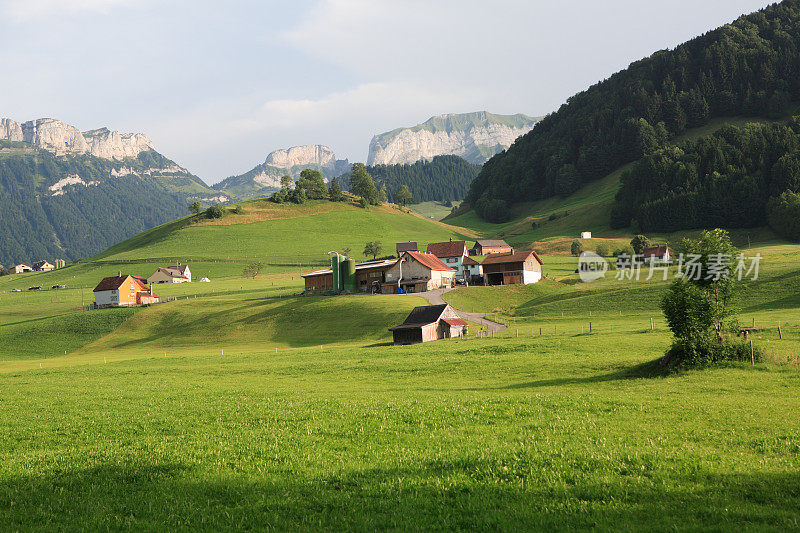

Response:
(302, 259), (396, 293)
(482, 250), (543, 286)
(381, 251), (455, 294)
(470, 239), (513, 256)
(389, 304), (468, 345)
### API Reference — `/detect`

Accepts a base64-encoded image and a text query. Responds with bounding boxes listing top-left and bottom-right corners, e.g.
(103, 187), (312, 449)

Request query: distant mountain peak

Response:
(367, 111), (541, 166)
(0, 117), (154, 160)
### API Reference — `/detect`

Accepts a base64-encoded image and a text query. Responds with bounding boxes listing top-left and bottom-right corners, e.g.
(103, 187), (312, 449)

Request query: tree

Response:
(378, 184), (388, 204)
(595, 243), (610, 257)
(189, 201), (202, 215)
(767, 190), (800, 241)
(280, 175), (294, 190)
(205, 203), (225, 219)
(297, 169), (327, 199)
(661, 229), (748, 367)
(341, 247), (352, 258)
(630, 235), (650, 254)
(394, 185), (413, 207)
(350, 163), (379, 205)
(570, 239), (583, 256)
(328, 177), (344, 201)
(364, 241), (383, 260)
(243, 261), (264, 279)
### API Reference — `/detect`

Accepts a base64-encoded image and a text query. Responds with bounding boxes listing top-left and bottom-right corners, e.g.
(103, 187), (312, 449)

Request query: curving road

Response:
(415, 287), (507, 334)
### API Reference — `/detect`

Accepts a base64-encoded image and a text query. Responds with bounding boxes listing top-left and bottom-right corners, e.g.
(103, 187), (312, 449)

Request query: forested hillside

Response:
(338, 155), (480, 204)
(468, 0), (800, 221)
(612, 118), (800, 240)
(0, 144), (202, 266)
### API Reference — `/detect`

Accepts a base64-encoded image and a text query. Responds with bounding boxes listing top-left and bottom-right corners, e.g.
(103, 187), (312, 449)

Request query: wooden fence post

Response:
(778, 324), (783, 340)
(650, 318), (654, 331)
(589, 322), (592, 333)
(750, 339), (754, 365)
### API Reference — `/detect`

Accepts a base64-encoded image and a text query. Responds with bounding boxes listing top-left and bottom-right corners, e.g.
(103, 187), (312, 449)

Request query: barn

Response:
(481, 250), (543, 285)
(389, 304), (468, 345)
(470, 239), (513, 256)
(302, 259), (396, 293)
(381, 251), (455, 294)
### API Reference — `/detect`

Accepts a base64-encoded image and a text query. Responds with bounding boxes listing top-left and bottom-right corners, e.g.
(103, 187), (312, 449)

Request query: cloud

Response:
(2, 0), (134, 22)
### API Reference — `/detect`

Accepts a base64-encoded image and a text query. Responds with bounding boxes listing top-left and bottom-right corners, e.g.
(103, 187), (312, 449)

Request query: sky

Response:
(0, 0), (776, 184)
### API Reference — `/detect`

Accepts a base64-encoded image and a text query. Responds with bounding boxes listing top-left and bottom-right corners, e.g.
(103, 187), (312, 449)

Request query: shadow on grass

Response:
(1, 460), (798, 530)
(494, 358), (671, 390)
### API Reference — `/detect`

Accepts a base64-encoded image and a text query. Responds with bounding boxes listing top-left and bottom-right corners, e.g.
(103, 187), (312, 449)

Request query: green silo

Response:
(342, 258), (357, 291)
(331, 254), (342, 291)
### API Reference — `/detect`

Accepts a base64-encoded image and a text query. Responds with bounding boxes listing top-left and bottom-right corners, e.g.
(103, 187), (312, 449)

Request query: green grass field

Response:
(2, 171), (800, 529)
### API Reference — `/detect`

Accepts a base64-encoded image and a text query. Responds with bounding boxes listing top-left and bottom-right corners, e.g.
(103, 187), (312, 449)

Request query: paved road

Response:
(416, 287), (507, 334)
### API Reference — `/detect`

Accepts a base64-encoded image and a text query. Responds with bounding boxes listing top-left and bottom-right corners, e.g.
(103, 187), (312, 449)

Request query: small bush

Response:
(205, 204), (225, 219)
(664, 336), (763, 368)
(357, 198), (368, 209)
(595, 243), (610, 257)
(232, 205), (244, 215)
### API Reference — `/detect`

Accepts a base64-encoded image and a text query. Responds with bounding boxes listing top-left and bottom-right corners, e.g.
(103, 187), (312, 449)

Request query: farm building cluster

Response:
(92, 264), (195, 308)
(302, 239), (543, 294)
(9, 259), (65, 274)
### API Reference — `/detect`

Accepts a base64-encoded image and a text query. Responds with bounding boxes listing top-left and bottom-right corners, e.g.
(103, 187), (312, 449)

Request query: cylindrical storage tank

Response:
(331, 254), (342, 291)
(342, 258), (357, 291)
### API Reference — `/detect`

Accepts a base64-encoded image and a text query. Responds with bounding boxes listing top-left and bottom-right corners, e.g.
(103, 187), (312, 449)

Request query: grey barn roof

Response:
(389, 304), (448, 329)
(475, 239), (510, 247)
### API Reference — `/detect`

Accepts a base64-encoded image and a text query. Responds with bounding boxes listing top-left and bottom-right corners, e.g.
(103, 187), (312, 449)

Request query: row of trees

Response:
(468, 1), (800, 221)
(612, 119), (800, 240)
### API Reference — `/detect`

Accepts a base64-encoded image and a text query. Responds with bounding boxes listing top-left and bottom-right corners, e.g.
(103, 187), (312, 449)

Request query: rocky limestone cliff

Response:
(214, 144), (350, 200)
(0, 118), (154, 160)
(367, 111), (540, 166)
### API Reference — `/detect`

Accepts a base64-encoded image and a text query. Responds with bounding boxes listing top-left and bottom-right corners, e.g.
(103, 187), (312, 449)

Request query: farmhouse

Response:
(641, 245), (673, 264)
(389, 304), (468, 345)
(580, 231), (592, 239)
(147, 264), (192, 284)
(395, 241), (418, 256)
(470, 239), (513, 256)
(13, 264), (32, 274)
(303, 259), (396, 293)
(426, 240), (469, 279)
(93, 274), (159, 308)
(482, 250), (543, 286)
(462, 256), (483, 282)
(32, 261), (54, 272)
(382, 251), (455, 294)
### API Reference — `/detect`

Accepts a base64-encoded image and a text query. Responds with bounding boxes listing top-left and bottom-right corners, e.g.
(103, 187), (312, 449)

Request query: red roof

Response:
(642, 245), (671, 258)
(443, 318), (468, 327)
(426, 240), (467, 258)
(93, 275), (149, 292)
(481, 250), (543, 265)
(404, 250), (456, 272)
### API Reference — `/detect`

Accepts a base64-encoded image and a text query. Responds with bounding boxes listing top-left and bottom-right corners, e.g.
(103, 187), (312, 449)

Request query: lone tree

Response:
(394, 185), (413, 207)
(595, 243), (610, 257)
(630, 234), (651, 254)
(243, 261), (264, 279)
(350, 163), (380, 205)
(364, 241), (383, 260)
(571, 239), (583, 256)
(205, 203), (225, 219)
(660, 228), (756, 367)
(328, 177), (344, 201)
(280, 175), (294, 189)
(297, 169), (327, 199)
(189, 201), (202, 215)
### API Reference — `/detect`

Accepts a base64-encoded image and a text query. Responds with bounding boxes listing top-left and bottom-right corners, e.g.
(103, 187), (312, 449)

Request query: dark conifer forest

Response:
(468, 0), (800, 222)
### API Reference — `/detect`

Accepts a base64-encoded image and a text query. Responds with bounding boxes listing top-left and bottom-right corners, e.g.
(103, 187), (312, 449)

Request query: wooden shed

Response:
(481, 250), (543, 286)
(389, 304), (467, 345)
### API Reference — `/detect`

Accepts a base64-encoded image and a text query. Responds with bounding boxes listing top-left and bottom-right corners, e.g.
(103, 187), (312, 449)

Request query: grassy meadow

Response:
(1, 175), (800, 529)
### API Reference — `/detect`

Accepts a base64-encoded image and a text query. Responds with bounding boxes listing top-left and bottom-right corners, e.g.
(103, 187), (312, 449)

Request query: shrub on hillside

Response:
(205, 204), (225, 219)
(570, 239), (583, 256)
(595, 243), (610, 257)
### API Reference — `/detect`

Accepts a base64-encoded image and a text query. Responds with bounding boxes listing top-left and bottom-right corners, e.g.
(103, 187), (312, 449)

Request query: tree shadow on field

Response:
(494, 358), (671, 391)
(0, 459), (798, 530)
